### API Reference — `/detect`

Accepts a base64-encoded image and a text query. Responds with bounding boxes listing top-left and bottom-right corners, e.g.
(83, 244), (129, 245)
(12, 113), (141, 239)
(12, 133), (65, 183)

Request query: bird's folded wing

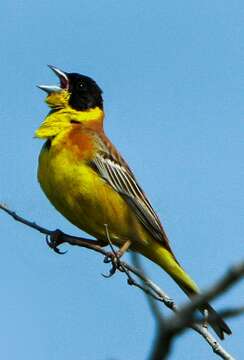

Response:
(91, 150), (171, 248)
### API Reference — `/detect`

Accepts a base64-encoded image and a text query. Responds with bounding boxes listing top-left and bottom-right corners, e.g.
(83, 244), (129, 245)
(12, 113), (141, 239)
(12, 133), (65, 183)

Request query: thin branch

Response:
(148, 263), (243, 360)
(217, 306), (244, 320)
(177, 262), (244, 321)
(130, 252), (164, 322)
(0, 203), (174, 306)
(1, 203), (241, 360)
(0, 203), (53, 235)
(0, 203), (107, 252)
(190, 324), (235, 360)
(190, 306), (244, 326)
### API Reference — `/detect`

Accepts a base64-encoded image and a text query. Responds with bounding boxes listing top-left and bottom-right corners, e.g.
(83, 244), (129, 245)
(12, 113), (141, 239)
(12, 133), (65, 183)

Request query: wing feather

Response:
(91, 149), (171, 248)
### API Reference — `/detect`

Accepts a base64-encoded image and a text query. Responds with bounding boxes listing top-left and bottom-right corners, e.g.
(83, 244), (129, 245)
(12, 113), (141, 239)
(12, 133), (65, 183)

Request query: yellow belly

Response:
(37, 140), (140, 245)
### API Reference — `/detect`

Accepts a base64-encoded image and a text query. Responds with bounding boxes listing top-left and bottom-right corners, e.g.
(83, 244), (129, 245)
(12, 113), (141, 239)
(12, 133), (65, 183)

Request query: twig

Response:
(192, 325), (235, 360)
(103, 223), (134, 280)
(217, 306), (244, 320)
(0, 203), (107, 252)
(176, 262), (244, 321)
(131, 252), (164, 322)
(1, 203), (241, 360)
(148, 262), (243, 360)
(0, 203), (173, 305)
(188, 306), (244, 327)
(0, 203), (53, 235)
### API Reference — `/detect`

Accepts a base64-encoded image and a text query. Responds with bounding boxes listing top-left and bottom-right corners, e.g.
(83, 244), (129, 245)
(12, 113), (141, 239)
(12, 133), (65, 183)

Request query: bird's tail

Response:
(141, 243), (232, 339)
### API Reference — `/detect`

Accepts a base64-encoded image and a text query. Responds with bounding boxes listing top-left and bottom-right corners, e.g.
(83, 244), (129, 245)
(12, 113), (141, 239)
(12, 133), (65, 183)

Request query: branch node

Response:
(127, 278), (134, 286)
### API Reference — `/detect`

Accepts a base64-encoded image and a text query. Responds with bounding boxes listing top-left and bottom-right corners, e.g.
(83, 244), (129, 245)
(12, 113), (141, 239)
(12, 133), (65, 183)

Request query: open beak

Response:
(37, 65), (69, 94)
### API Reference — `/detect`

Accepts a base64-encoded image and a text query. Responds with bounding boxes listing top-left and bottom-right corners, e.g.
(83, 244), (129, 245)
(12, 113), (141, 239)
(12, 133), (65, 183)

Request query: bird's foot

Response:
(102, 251), (124, 278)
(46, 229), (67, 255)
(102, 227), (131, 278)
(103, 250), (123, 263)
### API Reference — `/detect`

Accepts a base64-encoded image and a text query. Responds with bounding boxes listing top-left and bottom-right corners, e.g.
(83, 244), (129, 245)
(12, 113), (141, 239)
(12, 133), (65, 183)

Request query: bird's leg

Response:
(117, 240), (132, 258)
(103, 240), (132, 263)
(103, 224), (132, 277)
(102, 240), (132, 278)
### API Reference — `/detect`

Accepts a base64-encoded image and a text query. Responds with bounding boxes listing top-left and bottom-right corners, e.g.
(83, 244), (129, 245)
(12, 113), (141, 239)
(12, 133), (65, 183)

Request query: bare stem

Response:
(1, 203), (242, 360)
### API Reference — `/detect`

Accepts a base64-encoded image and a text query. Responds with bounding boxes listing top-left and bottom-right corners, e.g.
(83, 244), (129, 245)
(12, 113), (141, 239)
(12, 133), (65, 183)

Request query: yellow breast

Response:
(37, 128), (135, 243)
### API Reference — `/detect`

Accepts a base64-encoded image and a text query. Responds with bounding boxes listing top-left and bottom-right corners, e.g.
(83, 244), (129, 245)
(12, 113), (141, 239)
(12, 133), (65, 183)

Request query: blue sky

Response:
(0, 1), (243, 359)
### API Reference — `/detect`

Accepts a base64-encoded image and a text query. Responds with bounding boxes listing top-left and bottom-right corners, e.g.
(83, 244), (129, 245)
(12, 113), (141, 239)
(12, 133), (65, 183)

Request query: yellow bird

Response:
(36, 65), (231, 339)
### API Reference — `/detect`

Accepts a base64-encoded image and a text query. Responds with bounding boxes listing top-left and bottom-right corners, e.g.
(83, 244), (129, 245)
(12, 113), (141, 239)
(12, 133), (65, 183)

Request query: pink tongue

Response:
(60, 77), (68, 89)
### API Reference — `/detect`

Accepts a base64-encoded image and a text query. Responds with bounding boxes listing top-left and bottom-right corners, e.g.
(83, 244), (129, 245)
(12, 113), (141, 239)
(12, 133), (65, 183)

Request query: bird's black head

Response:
(38, 65), (103, 111)
(67, 72), (103, 111)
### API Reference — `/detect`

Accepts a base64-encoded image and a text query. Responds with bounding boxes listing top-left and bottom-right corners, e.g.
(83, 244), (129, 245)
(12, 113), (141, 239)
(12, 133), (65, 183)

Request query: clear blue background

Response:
(0, 1), (243, 359)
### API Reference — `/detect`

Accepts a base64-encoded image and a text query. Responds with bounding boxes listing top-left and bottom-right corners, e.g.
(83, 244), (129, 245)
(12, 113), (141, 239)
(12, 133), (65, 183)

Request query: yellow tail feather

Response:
(141, 242), (200, 295)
